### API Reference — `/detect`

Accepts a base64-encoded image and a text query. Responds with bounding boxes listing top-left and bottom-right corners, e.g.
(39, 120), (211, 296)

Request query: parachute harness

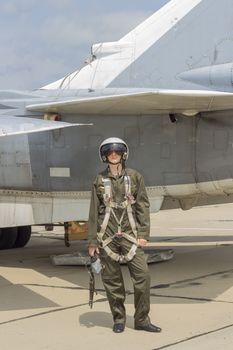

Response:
(97, 175), (138, 262)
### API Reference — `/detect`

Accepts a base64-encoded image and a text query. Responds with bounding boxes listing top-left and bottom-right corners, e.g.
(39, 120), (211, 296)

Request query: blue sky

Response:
(0, 0), (170, 90)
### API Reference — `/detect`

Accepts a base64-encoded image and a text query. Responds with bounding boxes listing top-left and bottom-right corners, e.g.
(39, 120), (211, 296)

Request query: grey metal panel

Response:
(196, 111), (233, 184)
(0, 135), (32, 188)
(28, 132), (49, 191)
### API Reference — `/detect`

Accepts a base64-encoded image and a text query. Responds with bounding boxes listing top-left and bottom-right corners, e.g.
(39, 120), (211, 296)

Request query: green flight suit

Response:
(88, 167), (151, 326)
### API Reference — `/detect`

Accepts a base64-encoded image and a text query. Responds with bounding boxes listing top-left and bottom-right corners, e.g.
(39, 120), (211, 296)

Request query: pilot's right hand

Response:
(88, 245), (100, 257)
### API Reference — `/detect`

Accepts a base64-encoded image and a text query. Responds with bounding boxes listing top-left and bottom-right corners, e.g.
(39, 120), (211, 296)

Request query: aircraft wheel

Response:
(0, 227), (18, 250)
(13, 226), (32, 248)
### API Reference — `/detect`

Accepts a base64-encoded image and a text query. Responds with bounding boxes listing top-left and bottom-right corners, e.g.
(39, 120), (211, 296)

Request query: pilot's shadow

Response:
(79, 312), (134, 329)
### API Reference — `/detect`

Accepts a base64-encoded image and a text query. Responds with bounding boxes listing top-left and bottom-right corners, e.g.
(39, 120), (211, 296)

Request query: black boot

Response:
(113, 323), (125, 333)
(135, 323), (162, 333)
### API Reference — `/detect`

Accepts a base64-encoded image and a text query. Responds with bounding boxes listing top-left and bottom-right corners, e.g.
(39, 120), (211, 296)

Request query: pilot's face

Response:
(107, 151), (122, 164)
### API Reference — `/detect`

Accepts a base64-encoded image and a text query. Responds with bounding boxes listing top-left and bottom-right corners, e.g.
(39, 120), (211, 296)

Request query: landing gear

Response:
(45, 224), (54, 231)
(13, 226), (32, 248)
(0, 227), (18, 249)
(0, 226), (32, 250)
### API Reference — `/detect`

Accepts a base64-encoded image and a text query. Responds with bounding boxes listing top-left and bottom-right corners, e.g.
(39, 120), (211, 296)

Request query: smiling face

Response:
(107, 151), (122, 164)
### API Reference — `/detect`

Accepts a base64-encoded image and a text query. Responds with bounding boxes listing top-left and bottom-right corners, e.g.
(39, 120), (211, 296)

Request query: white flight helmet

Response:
(99, 137), (129, 163)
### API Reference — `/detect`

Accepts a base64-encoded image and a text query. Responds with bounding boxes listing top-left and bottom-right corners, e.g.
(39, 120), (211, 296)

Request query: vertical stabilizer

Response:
(42, 0), (233, 92)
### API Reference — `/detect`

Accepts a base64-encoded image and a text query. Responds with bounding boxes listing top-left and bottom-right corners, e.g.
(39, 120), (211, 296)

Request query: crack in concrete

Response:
(151, 268), (233, 290)
(0, 297), (108, 326)
(152, 322), (233, 350)
(151, 293), (233, 304)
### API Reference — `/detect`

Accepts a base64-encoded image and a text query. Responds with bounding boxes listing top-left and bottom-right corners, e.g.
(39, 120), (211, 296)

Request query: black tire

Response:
(0, 227), (18, 250)
(13, 226), (32, 248)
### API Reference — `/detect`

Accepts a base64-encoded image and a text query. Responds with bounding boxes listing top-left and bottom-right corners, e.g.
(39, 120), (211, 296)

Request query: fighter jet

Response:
(1, 0), (233, 249)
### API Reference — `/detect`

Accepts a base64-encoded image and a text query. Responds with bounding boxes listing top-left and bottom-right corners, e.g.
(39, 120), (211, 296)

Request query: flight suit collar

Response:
(103, 166), (126, 179)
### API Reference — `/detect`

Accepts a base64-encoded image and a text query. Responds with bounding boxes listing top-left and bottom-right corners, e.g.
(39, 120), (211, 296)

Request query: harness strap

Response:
(121, 232), (137, 245)
(100, 231), (137, 248)
(98, 178), (112, 239)
(101, 235), (113, 248)
(104, 243), (138, 263)
(124, 176), (137, 237)
(104, 246), (121, 262)
(109, 200), (128, 209)
(98, 206), (111, 236)
(126, 244), (138, 262)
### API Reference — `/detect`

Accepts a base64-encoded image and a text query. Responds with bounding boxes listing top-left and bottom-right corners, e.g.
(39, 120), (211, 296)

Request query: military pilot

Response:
(88, 137), (161, 333)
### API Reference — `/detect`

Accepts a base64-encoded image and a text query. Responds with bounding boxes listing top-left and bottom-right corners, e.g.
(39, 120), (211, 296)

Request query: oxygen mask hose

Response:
(87, 255), (102, 308)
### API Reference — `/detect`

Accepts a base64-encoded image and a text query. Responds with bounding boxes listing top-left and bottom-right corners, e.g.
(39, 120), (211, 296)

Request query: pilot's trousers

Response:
(100, 237), (151, 326)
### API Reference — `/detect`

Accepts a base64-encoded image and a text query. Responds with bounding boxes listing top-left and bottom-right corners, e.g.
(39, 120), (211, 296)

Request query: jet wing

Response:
(0, 116), (89, 137)
(26, 90), (233, 116)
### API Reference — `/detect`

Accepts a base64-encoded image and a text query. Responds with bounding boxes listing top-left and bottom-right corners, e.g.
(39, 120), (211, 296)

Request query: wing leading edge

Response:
(0, 116), (91, 137)
(26, 90), (233, 116)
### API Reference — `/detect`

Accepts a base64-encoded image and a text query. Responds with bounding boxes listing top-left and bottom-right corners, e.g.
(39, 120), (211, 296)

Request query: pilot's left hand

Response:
(137, 238), (147, 247)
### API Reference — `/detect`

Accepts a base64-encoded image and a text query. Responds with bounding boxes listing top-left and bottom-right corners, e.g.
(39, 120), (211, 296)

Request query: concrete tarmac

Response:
(1, 203), (233, 350)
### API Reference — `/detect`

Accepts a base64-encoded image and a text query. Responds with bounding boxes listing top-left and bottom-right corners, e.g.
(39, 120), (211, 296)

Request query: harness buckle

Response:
(114, 231), (123, 239)
(104, 193), (112, 205)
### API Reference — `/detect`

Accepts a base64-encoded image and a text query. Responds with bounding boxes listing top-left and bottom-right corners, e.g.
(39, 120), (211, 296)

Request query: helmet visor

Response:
(101, 143), (127, 157)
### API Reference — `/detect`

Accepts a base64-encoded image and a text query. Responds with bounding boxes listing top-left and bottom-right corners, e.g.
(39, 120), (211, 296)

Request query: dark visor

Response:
(101, 143), (127, 155)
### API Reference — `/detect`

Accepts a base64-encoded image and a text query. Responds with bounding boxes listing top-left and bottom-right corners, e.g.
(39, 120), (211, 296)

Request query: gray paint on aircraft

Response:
(108, 0), (233, 92)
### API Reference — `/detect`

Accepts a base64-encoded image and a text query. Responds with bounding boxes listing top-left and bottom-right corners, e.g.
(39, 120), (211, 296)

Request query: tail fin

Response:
(43, 0), (233, 92)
